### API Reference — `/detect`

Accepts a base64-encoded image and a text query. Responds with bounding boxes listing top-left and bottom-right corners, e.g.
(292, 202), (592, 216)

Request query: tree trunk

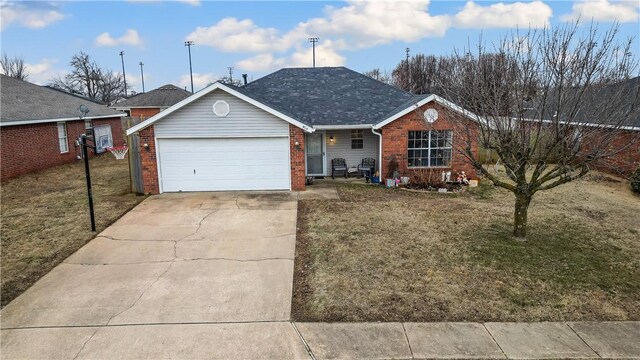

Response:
(513, 192), (532, 239)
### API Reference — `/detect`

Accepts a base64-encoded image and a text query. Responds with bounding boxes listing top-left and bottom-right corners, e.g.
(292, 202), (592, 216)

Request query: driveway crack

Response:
(105, 261), (175, 326)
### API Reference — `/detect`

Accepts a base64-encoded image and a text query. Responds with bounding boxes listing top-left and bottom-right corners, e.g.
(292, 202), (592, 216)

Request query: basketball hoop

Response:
(107, 146), (129, 160)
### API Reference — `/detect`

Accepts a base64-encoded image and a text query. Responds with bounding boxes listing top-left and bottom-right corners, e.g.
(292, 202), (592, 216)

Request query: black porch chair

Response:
(331, 158), (348, 179)
(357, 158), (376, 178)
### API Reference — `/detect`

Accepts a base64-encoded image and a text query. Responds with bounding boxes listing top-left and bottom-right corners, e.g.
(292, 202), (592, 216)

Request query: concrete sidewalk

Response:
(2, 321), (638, 359)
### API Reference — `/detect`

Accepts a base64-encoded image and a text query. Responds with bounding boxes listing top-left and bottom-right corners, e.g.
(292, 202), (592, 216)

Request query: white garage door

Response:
(158, 137), (290, 192)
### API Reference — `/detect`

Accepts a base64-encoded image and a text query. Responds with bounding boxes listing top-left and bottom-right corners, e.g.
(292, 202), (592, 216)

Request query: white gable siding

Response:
(154, 89), (289, 138)
(325, 129), (379, 171)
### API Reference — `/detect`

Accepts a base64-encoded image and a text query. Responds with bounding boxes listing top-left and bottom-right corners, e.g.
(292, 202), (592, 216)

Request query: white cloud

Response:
(236, 42), (346, 72)
(24, 58), (66, 85)
(177, 72), (218, 91)
(454, 1), (552, 28)
(561, 0), (639, 23)
(95, 29), (143, 48)
(188, 18), (294, 53)
(177, 0), (200, 6)
(0, 1), (65, 31)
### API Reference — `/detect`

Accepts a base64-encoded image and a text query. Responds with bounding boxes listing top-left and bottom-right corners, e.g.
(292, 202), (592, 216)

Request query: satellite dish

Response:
(78, 104), (90, 119)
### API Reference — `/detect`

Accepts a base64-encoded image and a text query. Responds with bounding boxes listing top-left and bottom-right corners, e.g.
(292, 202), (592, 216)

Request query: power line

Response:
(308, 37), (319, 68)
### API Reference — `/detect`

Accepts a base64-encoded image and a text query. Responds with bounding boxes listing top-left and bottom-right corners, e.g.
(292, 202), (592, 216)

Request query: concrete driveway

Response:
(1, 192), (310, 359)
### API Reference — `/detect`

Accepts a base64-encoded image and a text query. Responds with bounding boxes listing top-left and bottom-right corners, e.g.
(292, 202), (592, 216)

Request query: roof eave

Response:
(0, 113), (126, 127)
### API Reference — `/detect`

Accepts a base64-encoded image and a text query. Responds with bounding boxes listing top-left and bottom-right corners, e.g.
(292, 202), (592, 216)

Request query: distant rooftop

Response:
(114, 84), (192, 109)
(1, 75), (124, 125)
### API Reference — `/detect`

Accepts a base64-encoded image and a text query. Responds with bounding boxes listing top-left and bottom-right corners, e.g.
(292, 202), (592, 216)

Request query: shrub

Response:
(631, 165), (640, 194)
(407, 169), (444, 189)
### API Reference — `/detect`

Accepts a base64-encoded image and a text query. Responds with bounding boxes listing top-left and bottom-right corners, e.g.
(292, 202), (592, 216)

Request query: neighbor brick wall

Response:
(130, 108), (161, 119)
(582, 129), (640, 177)
(139, 125), (159, 194)
(380, 102), (479, 180)
(290, 124), (306, 191)
(1, 117), (124, 181)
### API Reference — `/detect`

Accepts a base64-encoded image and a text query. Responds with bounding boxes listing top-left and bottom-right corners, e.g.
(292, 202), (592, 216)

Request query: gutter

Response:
(0, 113), (127, 127)
(371, 127), (382, 176)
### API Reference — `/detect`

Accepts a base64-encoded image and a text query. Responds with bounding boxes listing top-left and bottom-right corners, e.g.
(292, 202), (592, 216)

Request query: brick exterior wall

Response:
(139, 125), (160, 194)
(380, 102), (479, 180)
(130, 108), (161, 119)
(289, 124), (306, 191)
(583, 129), (640, 177)
(1, 117), (124, 181)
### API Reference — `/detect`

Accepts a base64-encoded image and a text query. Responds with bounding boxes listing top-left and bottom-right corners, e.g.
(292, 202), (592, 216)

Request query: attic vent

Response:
(423, 108), (438, 123)
(213, 100), (230, 117)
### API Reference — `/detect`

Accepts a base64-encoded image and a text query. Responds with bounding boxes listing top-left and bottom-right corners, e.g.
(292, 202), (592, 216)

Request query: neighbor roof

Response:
(522, 76), (640, 130)
(238, 67), (425, 126)
(114, 84), (192, 109)
(1, 75), (125, 126)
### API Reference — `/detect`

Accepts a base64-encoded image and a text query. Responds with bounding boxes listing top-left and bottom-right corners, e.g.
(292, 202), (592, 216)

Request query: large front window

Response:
(407, 130), (452, 167)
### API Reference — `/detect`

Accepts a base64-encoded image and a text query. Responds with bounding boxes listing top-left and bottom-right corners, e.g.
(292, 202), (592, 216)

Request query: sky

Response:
(1, 0), (639, 93)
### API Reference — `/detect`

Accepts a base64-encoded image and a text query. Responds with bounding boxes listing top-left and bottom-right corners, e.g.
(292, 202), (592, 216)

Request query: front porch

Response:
(305, 128), (380, 178)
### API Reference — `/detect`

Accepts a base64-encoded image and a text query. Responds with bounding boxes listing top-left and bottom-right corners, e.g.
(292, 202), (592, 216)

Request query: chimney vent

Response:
(242, 74), (248, 85)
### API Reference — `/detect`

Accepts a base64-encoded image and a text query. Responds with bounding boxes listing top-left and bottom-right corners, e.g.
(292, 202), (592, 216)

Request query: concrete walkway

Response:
(2, 192), (638, 359)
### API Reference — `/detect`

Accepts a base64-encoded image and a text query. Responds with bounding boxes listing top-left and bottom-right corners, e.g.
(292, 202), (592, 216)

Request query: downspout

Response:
(371, 127), (382, 177)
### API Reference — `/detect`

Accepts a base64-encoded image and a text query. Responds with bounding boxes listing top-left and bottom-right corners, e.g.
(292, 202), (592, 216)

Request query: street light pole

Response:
(185, 41), (194, 93)
(308, 37), (319, 68)
(119, 51), (127, 97)
(139, 62), (145, 93)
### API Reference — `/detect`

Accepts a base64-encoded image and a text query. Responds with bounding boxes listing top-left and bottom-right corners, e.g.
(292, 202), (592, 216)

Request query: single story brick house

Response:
(1, 75), (126, 181)
(113, 84), (192, 119)
(126, 67), (480, 193)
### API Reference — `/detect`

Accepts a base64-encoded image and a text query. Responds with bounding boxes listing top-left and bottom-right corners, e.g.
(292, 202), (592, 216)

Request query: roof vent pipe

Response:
(242, 74), (248, 85)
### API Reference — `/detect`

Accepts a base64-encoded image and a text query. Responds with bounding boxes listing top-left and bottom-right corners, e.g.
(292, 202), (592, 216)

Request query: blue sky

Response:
(1, 0), (639, 93)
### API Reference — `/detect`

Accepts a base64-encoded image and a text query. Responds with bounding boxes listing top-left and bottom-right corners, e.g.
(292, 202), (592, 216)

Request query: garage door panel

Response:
(158, 138), (290, 192)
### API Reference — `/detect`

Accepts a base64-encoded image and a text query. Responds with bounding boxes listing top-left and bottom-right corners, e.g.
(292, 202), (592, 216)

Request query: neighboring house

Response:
(1, 75), (126, 181)
(126, 67), (480, 193)
(113, 84), (192, 119)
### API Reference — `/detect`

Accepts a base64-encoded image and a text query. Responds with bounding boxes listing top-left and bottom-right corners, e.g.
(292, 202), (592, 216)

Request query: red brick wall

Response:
(380, 102), (479, 180)
(139, 125), (159, 194)
(1, 117), (124, 181)
(290, 124), (306, 191)
(582, 129), (640, 177)
(130, 108), (161, 119)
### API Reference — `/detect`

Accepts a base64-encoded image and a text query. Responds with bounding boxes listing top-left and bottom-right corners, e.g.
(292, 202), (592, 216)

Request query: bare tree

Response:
(440, 22), (639, 239)
(1, 53), (29, 80)
(363, 68), (392, 84)
(49, 52), (127, 104)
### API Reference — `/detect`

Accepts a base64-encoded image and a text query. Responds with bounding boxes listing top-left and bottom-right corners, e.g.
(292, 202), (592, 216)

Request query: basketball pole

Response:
(80, 134), (96, 232)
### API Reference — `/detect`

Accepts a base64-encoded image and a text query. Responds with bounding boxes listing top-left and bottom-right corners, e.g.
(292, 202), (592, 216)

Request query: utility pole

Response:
(119, 51), (127, 97)
(185, 40), (194, 93)
(405, 47), (410, 63)
(227, 67), (234, 82)
(308, 37), (319, 67)
(139, 62), (145, 93)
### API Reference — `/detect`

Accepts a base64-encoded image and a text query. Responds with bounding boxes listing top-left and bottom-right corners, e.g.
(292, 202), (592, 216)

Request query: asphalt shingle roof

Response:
(239, 67), (425, 126)
(114, 84), (192, 108)
(1, 75), (124, 124)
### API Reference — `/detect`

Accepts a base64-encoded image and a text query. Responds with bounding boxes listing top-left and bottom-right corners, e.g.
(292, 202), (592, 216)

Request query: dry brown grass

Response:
(292, 174), (640, 322)
(1, 155), (146, 307)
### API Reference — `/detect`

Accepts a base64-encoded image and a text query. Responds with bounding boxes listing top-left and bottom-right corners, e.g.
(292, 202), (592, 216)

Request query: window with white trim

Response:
(84, 119), (93, 130)
(351, 129), (364, 149)
(407, 130), (452, 168)
(57, 122), (69, 153)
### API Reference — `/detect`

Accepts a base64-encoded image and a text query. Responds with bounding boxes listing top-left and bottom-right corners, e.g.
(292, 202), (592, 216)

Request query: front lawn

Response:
(1, 155), (146, 307)
(292, 175), (640, 322)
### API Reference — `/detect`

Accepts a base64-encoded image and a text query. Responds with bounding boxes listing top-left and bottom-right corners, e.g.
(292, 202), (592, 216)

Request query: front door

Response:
(306, 132), (325, 176)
